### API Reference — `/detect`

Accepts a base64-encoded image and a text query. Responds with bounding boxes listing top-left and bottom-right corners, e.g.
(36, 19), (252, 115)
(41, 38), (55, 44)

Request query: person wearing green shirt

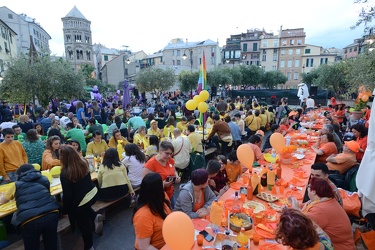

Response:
(86, 131), (108, 157)
(85, 118), (104, 138)
(65, 122), (87, 153)
(12, 125), (26, 142)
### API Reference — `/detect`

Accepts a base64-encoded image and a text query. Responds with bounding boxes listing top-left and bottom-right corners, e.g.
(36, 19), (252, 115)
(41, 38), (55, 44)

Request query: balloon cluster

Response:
(185, 90), (210, 113)
(357, 85), (372, 103)
(92, 85), (102, 101)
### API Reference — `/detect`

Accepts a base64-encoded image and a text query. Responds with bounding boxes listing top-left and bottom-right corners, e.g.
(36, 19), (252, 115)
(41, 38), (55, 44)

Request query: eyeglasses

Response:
(163, 151), (173, 156)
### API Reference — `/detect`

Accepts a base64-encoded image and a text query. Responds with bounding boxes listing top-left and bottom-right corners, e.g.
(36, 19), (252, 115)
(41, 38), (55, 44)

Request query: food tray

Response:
(243, 201), (266, 213)
(256, 192), (278, 203)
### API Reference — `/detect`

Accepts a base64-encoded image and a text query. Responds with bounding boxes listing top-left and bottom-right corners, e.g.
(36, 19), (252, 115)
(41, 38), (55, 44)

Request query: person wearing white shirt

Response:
(172, 128), (191, 170)
(306, 96), (315, 112)
(60, 112), (73, 129)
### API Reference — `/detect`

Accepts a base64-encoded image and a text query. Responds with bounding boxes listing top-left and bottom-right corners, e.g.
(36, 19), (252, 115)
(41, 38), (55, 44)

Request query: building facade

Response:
(61, 6), (94, 70)
(0, 18), (17, 80)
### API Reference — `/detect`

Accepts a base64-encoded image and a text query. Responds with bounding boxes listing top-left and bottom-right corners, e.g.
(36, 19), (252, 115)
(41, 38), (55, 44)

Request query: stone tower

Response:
(61, 6), (94, 70)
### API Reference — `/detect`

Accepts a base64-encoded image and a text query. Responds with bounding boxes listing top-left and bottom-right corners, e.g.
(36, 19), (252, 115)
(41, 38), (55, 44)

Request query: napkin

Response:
(210, 200), (224, 226)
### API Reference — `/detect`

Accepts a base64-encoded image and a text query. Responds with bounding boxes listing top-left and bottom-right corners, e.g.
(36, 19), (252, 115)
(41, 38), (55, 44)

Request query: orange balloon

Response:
(236, 144), (255, 169)
(270, 132), (286, 153)
(162, 211), (195, 250)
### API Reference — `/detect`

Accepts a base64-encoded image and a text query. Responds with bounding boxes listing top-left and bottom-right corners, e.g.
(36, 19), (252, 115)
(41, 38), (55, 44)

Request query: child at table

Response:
(225, 151), (244, 184)
(206, 158), (229, 198)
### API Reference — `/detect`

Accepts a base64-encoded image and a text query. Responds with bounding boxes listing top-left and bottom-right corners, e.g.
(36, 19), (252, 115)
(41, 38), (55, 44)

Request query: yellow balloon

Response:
(185, 100), (198, 111)
(32, 163), (41, 171)
(193, 95), (202, 103)
(199, 90), (210, 101)
(197, 102), (208, 113)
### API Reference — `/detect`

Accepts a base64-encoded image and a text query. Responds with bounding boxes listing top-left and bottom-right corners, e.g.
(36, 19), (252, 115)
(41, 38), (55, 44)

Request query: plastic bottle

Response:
(267, 170), (276, 191)
(247, 181), (253, 200)
(221, 230), (234, 250)
(286, 136), (291, 146)
(271, 148), (277, 164)
(210, 199), (221, 235)
(237, 227), (249, 250)
(232, 191), (242, 213)
(276, 159), (282, 180)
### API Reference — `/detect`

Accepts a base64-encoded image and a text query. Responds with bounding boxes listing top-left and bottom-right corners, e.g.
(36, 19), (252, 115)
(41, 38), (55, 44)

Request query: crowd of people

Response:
(0, 92), (371, 249)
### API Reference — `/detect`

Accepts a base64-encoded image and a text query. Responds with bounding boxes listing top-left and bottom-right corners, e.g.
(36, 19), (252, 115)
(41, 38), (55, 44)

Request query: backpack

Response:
(281, 105), (291, 118)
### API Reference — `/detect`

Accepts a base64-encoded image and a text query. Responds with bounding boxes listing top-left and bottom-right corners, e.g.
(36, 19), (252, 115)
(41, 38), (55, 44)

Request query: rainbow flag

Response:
(197, 51), (207, 93)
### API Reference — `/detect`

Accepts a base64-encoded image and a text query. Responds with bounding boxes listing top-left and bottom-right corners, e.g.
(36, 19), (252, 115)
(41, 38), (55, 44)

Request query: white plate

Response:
(293, 153), (305, 160)
(243, 201), (266, 213)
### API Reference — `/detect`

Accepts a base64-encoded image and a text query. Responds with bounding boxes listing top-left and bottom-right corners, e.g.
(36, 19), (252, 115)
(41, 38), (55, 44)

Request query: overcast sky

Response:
(2, 0), (369, 56)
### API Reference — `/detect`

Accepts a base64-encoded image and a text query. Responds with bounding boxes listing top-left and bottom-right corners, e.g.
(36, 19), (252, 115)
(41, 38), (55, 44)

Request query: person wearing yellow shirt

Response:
(133, 126), (150, 150)
(244, 110), (261, 137)
(147, 120), (163, 139)
(186, 125), (203, 153)
(163, 117), (175, 138)
(259, 108), (268, 131)
(206, 112), (214, 126)
(176, 117), (188, 133)
(108, 128), (129, 148)
(86, 131), (109, 156)
(267, 107), (275, 125)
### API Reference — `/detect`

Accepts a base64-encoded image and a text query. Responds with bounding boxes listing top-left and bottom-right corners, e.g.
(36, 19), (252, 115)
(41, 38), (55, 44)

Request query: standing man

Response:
(0, 128), (28, 183)
(172, 129), (191, 170)
(206, 115), (231, 155)
(306, 96), (315, 112)
(216, 97), (228, 113)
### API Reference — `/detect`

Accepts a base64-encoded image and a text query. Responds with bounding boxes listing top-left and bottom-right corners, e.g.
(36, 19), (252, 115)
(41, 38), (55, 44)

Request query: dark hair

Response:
(1, 128), (14, 136)
(234, 113), (241, 118)
(60, 146), (89, 182)
(93, 130), (102, 138)
(249, 135), (261, 144)
(112, 128), (121, 142)
(147, 113), (155, 121)
(309, 177), (335, 198)
(114, 116), (122, 124)
(351, 123), (368, 138)
(217, 155), (227, 165)
(311, 163), (328, 175)
(206, 160), (221, 175)
(187, 116), (195, 122)
(166, 117), (175, 127)
(33, 123), (45, 135)
(132, 173), (171, 223)
(213, 114), (220, 121)
(228, 150), (238, 162)
(323, 124), (334, 133)
(149, 135), (159, 149)
(275, 208), (319, 249)
(158, 112), (165, 118)
(45, 135), (61, 159)
(224, 116), (231, 123)
(102, 148), (121, 169)
(16, 164), (35, 176)
(66, 122), (74, 129)
(12, 124), (20, 130)
(187, 124), (195, 132)
(190, 169), (209, 185)
(322, 132), (334, 142)
(271, 124), (279, 132)
(25, 129), (39, 142)
(125, 143), (146, 163)
(48, 128), (64, 142)
(66, 139), (81, 152)
(159, 141), (174, 153)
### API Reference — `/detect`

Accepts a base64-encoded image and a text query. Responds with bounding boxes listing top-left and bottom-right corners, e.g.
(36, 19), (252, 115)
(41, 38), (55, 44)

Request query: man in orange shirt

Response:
(225, 151), (244, 184)
(326, 140), (359, 174)
(248, 135), (264, 162)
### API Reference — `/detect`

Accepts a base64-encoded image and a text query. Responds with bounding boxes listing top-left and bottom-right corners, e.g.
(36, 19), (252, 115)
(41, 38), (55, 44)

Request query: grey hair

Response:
(324, 124), (334, 133)
(159, 141), (174, 153)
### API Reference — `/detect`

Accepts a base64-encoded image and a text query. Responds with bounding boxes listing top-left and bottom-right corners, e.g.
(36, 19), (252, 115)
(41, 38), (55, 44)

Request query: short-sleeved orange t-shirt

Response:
(315, 142), (338, 163)
(144, 157), (176, 199)
(134, 204), (172, 250)
(225, 162), (242, 184)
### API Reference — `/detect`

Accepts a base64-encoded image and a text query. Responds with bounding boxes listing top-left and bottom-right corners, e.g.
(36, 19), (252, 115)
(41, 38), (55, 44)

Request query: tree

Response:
(301, 69), (320, 87)
(261, 70), (287, 89)
(345, 51), (375, 92)
(222, 67), (242, 86)
(178, 70), (199, 94)
(351, 0), (375, 33)
(0, 54), (85, 108)
(135, 67), (175, 97)
(239, 65), (263, 88)
(207, 67), (232, 87)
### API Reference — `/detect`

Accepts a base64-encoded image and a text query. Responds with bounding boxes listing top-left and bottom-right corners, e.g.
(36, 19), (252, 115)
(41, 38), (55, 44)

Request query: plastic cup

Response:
(280, 185), (285, 194)
(298, 172), (304, 178)
(253, 232), (260, 245)
(242, 174), (249, 185)
(254, 212), (263, 225)
(272, 186), (277, 194)
(240, 193), (246, 202)
(197, 234), (204, 246)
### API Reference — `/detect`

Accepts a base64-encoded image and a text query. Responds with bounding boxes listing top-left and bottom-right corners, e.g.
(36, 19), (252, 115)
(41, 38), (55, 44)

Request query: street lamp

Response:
(182, 48), (193, 71)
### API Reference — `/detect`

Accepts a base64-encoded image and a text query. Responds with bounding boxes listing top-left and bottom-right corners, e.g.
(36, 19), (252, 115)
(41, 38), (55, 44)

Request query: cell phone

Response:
(167, 176), (176, 183)
(199, 230), (214, 242)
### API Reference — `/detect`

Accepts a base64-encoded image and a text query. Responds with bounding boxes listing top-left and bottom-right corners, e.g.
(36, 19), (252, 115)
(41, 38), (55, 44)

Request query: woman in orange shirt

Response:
(333, 102), (346, 126)
(41, 135), (61, 170)
(351, 123), (368, 162)
(132, 172), (172, 250)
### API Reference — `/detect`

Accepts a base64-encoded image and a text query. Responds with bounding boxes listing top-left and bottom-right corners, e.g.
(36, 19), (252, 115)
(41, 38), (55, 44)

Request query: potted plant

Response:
(352, 86), (372, 120)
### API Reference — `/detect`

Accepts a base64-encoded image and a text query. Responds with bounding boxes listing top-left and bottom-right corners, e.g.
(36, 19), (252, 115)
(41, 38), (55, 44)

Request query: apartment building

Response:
(260, 33), (279, 72)
(222, 34), (241, 67)
(61, 6), (94, 70)
(0, 18), (17, 80)
(240, 29), (265, 66)
(139, 52), (163, 69)
(302, 45), (337, 74)
(0, 6), (51, 55)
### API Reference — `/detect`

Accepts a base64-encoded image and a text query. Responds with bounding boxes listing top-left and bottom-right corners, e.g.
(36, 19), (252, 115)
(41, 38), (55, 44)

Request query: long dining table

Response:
(162, 131), (317, 250)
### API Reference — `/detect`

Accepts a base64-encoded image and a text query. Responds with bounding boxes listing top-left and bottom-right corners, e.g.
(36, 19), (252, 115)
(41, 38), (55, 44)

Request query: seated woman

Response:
(175, 169), (216, 219)
(107, 116), (127, 139)
(97, 148), (135, 201)
(311, 133), (338, 163)
(275, 208), (333, 250)
(48, 127), (65, 143)
(132, 172), (172, 250)
(133, 126), (149, 150)
(42, 135), (61, 170)
(108, 128), (129, 148)
(279, 117), (293, 136)
(290, 177), (355, 250)
(145, 135), (159, 162)
(163, 117), (175, 138)
(22, 129), (45, 165)
(122, 143), (146, 190)
(34, 123), (45, 136)
(66, 139), (82, 156)
(147, 120), (163, 139)
(47, 119), (60, 135)
(72, 117), (83, 129)
(351, 123), (368, 162)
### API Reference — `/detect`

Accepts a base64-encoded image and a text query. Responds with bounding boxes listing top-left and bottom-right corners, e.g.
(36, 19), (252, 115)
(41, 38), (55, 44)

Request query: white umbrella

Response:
(356, 98), (375, 217)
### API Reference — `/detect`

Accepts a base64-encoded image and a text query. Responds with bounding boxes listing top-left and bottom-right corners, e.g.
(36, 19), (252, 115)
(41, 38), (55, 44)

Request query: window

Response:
(320, 58), (328, 65)
(295, 59), (300, 67)
(305, 49), (311, 54)
(350, 48), (352, 52)
(104, 55), (108, 61)
(280, 60), (285, 67)
(253, 43), (258, 51)
(354, 47), (357, 52)
(274, 40), (279, 46)
(177, 50), (181, 56)
(262, 55), (266, 61)
(306, 58), (314, 67)
(344, 49), (347, 54)
(288, 49), (293, 55)
(172, 60), (175, 65)
(297, 39), (302, 45)
(294, 72), (299, 80)
(273, 54), (277, 61)
(282, 40), (286, 46)
(262, 41), (267, 47)
(287, 72), (292, 80)
(262, 49), (266, 54)
(211, 57), (215, 65)
(272, 65), (277, 70)
(281, 49), (286, 55)
(177, 60), (181, 65)
(243, 43), (248, 52)
(8, 14), (13, 19)
(287, 60), (292, 67)
(290, 39), (294, 45)
(296, 49), (301, 55)
(273, 48), (278, 54)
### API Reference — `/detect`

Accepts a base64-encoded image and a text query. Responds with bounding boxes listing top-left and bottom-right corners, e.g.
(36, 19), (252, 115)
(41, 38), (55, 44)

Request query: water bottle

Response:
(271, 148), (277, 163)
(286, 136), (291, 146)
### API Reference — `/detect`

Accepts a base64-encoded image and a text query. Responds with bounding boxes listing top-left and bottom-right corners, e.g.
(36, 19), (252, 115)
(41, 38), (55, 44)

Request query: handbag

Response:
(187, 143), (206, 177)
